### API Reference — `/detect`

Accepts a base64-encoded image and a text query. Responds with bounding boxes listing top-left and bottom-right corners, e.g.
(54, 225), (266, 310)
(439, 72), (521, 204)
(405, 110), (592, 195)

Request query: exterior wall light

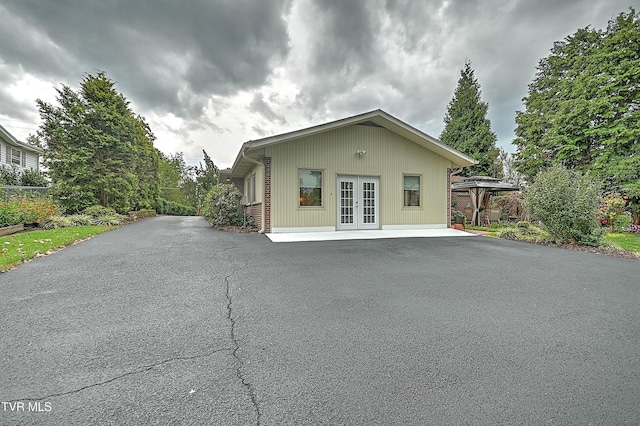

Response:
(355, 149), (367, 157)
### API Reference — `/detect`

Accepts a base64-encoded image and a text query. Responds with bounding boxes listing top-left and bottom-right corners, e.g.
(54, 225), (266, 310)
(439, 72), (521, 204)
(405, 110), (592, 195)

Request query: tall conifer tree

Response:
(440, 60), (499, 177)
(37, 72), (159, 212)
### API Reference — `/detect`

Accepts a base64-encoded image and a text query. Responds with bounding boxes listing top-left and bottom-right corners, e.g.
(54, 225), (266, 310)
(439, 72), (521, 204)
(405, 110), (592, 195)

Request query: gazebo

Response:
(451, 176), (521, 226)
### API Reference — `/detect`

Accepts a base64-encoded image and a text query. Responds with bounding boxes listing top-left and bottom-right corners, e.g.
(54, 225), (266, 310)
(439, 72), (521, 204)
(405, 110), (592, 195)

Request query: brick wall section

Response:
(246, 203), (262, 229)
(447, 169), (451, 228)
(263, 157), (272, 233)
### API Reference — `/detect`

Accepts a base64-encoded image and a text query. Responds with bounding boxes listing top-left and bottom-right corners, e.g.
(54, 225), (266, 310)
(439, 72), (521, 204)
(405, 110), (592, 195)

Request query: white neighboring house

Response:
(0, 124), (43, 173)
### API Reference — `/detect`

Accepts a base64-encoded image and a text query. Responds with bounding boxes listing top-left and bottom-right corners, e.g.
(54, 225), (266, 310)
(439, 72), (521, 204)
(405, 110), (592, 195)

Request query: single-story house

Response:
(0, 124), (42, 172)
(220, 109), (476, 234)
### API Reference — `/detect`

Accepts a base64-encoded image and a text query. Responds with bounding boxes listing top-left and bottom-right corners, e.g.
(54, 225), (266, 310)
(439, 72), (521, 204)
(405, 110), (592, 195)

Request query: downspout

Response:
(241, 148), (265, 233)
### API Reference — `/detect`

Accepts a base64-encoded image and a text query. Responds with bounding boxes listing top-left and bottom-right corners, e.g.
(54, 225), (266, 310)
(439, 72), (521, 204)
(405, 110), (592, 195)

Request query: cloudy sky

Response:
(0, 0), (633, 168)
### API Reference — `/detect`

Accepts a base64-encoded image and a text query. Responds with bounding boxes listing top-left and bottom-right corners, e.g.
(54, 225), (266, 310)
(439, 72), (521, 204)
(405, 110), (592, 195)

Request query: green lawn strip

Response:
(0, 226), (116, 271)
(604, 233), (640, 254)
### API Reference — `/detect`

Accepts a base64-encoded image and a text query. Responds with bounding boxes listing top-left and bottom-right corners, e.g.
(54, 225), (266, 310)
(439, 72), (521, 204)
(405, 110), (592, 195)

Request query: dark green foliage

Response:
(19, 169), (48, 187)
(83, 205), (117, 218)
(522, 165), (603, 245)
(202, 184), (242, 226)
(514, 8), (640, 215)
(37, 71), (160, 213)
(192, 150), (219, 211)
(155, 198), (197, 216)
(440, 60), (499, 177)
(0, 166), (46, 187)
(157, 150), (218, 214)
(0, 165), (21, 185)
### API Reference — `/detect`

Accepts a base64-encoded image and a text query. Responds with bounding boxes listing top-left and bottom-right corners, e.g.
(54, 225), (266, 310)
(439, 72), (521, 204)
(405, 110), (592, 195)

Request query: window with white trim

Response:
(299, 169), (322, 207)
(11, 148), (21, 166)
(251, 174), (256, 203)
(403, 175), (421, 207)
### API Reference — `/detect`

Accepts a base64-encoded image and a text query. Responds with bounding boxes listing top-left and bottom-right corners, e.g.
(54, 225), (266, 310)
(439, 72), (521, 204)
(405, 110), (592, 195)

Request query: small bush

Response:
(155, 198), (196, 216)
(523, 165), (602, 245)
(0, 196), (61, 227)
(83, 205), (117, 218)
(93, 214), (126, 226)
(40, 216), (75, 229)
(598, 192), (629, 231)
(202, 184), (243, 226)
(66, 214), (94, 226)
(0, 165), (21, 185)
(497, 228), (520, 240)
(20, 169), (48, 187)
(612, 213), (632, 233)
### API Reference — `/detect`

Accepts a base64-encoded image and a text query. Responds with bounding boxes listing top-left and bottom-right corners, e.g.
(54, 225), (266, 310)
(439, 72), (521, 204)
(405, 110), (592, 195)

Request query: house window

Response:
(299, 169), (322, 207)
(251, 174), (256, 203)
(11, 148), (21, 166)
(403, 175), (420, 207)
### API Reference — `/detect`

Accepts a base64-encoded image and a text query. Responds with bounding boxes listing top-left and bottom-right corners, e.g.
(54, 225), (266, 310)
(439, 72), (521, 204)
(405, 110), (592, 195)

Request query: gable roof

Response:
(224, 109), (477, 178)
(0, 124), (44, 154)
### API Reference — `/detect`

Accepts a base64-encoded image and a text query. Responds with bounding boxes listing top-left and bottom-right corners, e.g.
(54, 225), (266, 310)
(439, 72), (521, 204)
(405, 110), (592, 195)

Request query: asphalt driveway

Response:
(1, 216), (639, 425)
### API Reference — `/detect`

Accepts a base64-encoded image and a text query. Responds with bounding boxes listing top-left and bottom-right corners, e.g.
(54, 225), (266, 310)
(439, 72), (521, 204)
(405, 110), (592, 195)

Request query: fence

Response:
(1, 185), (50, 197)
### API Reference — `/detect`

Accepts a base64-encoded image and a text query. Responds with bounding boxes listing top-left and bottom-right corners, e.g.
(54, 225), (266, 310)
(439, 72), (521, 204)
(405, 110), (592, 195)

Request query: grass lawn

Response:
(604, 232), (640, 254)
(468, 224), (639, 257)
(0, 226), (115, 272)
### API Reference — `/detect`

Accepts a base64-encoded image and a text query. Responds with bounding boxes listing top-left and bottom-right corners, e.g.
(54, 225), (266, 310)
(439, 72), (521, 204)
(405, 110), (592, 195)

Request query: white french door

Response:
(337, 176), (379, 230)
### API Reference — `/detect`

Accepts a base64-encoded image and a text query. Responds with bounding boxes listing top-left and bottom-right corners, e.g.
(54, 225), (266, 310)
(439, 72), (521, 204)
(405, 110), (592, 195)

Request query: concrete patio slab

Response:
(266, 228), (477, 242)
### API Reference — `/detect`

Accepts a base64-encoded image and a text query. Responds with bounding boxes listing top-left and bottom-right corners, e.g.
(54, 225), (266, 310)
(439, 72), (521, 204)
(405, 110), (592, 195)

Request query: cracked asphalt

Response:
(1, 216), (639, 425)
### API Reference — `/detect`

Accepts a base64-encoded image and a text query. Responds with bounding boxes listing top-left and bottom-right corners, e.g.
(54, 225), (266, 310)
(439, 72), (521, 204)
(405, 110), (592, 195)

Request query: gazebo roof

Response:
(451, 176), (521, 192)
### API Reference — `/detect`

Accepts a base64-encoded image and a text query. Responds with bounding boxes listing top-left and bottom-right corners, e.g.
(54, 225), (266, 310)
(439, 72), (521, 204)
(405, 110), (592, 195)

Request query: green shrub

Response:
(0, 165), (21, 185)
(0, 196), (61, 227)
(40, 215), (75, 229)
(20, 169), (48, 187)
(66, 214), (94, 226)
(93, 214), (126, 226)
(522, 165), (603, 246)
(154, 197), (196, 216)
(612, 213), (632, 233)
(497, 227), (520, 240)
(202, 184), (243, 226)
(83, 205), (117, 218)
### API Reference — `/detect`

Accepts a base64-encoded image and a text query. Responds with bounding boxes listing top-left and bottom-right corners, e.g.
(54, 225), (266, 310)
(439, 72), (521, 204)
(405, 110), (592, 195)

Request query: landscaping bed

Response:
(468, 224), (640, 260)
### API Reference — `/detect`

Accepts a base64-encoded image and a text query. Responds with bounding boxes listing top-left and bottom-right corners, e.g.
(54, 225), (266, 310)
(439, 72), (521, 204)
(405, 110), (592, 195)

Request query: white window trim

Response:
(298, 168), (324, 208)
(402, 173), (422, 209)
(11, 148), (22, 166)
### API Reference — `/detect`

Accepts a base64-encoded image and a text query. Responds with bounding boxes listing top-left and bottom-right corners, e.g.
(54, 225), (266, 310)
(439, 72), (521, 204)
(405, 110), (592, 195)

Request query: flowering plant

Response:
(0, 196), (61, 227)
(597, 192), (628, 231)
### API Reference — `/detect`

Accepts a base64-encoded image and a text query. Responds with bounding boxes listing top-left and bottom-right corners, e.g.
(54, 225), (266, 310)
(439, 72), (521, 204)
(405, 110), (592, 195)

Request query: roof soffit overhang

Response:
(228, 109), (477, 176)
(0, 124), (44, 154)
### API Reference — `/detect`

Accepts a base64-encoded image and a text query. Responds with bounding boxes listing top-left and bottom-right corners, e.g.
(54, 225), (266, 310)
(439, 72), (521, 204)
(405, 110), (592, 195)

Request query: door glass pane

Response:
(340, 181), (354, 224)
(362, 181), (375, 224)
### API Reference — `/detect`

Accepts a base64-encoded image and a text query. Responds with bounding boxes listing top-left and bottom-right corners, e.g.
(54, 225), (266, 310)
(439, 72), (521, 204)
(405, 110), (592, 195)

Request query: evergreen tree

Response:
(440, 60), (499, 177)
(37, 72), (159, 213)
(513, 8), (640, 221)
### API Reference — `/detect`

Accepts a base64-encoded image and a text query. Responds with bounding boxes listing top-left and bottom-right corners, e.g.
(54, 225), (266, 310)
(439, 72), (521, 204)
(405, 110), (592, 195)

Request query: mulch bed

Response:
(535, 241), (639, 260)
(213, 225), (258, 233)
